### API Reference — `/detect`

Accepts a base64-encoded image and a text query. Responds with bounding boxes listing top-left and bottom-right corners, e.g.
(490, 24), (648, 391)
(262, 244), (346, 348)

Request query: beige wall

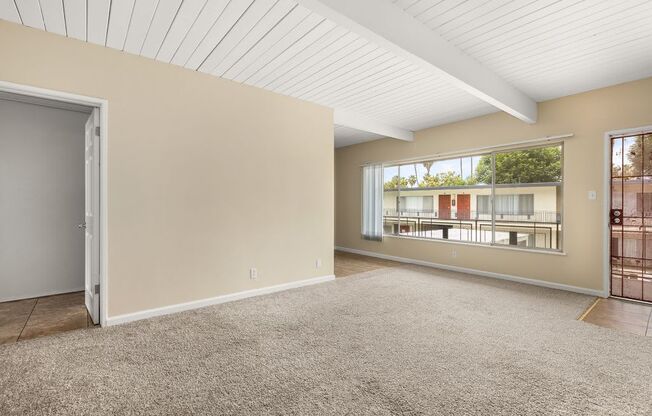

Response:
(336, 76), (652, 292)
(0, 21), (334, 317)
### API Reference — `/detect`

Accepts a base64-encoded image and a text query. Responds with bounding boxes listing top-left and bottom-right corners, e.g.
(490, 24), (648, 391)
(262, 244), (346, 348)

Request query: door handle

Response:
(78, 223), (87, 229)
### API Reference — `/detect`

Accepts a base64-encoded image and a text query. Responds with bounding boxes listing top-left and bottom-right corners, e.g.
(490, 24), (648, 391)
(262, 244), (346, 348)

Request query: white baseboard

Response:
(0, 286), (85, 303)
(106, 274), (336, 326)
(336, 246), (607, 298)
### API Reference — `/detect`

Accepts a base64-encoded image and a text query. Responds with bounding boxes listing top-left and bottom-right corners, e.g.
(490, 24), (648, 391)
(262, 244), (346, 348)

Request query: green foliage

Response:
(421, 172), (477, 187)
(474, 158), (492, 184)
(384, 171), (477, 189)
(475, 147), (562, 184)
(383, 146), (561, 190)
(384, 175), (407, 190)
(384, 175), (419, 190)
(615, 134), (652, 176)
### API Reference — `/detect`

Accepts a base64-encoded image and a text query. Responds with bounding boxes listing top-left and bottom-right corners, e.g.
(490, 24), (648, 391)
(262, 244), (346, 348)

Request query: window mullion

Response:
(491, 153), (496, 245)
(397, 164), (401, 236)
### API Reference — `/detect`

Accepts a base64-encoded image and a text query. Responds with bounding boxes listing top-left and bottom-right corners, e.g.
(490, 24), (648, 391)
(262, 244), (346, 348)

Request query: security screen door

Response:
(610, 133), (652, 301)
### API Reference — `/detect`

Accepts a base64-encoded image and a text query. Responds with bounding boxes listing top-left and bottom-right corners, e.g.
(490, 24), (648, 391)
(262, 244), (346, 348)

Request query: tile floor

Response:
(0, 291), (93, 345)
(334, 250), (400, 277)
(581, 297), (652, 336)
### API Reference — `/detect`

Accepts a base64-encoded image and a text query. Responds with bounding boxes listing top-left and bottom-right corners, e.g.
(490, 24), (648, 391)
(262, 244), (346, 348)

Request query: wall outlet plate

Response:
(588, 190), (597, 200)
(250, 268), (257, 279)
(316, 258), (322, 268)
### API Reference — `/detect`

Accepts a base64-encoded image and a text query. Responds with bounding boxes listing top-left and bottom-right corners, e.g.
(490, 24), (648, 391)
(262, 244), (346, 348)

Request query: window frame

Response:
(380, 141), (565, 253)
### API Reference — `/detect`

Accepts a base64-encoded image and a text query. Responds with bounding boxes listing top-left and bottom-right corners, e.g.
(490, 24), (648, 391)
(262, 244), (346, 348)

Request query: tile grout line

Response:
(17, 297), (39, 342)
(646, 309), (652, 336)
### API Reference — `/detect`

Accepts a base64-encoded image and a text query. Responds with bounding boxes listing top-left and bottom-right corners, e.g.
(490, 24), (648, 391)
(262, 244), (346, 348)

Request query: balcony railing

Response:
(384, 209), (560, 223)
(383, 210), (562, 250)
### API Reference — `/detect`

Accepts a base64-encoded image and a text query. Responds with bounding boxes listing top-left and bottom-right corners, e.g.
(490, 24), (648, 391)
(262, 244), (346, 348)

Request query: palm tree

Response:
(413, 164), (419, 187)
(422, 161), (433, 175)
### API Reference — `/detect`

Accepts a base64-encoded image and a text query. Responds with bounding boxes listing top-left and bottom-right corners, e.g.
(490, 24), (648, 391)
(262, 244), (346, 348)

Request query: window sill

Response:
(382, 234), (567, 256)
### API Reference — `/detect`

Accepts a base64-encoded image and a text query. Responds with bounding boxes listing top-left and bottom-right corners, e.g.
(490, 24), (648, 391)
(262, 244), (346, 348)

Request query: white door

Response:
(84, 108), (100, 324)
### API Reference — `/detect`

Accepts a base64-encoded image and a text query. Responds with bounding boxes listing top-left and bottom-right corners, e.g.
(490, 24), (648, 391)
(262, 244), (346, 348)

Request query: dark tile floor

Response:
(0, 292), (93, 345)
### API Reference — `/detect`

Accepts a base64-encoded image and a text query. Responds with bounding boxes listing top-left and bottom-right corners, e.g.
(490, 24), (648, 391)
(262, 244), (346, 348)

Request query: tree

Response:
(384, 175), (407, 190)
(475, 147), (562, 184)
(385, 171), (477, 189)
(422, 161), (434, 175)
(617, 134), (652, 176)
(384, 174), (418, 190)
(421, 171), (475, 187)
(384, 147), (561, 190)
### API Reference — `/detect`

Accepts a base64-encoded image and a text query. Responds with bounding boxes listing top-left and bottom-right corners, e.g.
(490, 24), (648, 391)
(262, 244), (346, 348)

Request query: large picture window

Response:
(382, 143), (563, 251)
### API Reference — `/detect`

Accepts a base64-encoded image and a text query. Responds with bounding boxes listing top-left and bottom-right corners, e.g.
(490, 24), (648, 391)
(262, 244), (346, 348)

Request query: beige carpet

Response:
(1, 265), (651, 415)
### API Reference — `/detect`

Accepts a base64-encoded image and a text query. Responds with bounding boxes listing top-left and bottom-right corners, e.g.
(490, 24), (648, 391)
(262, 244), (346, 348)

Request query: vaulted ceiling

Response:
(2, 0), (651, 147)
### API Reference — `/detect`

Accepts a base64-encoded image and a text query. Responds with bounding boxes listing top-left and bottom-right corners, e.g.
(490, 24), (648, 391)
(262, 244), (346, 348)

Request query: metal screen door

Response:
(610, 132), (652, 301)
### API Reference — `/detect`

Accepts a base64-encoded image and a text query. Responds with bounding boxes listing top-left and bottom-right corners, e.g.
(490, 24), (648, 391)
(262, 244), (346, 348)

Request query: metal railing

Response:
(384, 209), (560, 223)
(383, 210), (561, 250)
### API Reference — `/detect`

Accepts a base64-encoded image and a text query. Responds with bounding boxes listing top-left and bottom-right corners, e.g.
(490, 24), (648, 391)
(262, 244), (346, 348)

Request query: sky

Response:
(384, 156), (484, 184)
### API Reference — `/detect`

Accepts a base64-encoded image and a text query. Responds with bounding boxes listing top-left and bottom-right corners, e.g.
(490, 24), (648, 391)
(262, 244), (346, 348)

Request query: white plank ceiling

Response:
(2, 1), (651, 147)
(395, 0), (652, 102)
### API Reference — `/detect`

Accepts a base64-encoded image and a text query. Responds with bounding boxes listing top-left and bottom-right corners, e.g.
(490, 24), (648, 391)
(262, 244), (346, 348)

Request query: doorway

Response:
(609, 130), (652, 302)
(457, 194), (471, 220)
(0, 85), (104, 342)
(439, 195), (451, 219)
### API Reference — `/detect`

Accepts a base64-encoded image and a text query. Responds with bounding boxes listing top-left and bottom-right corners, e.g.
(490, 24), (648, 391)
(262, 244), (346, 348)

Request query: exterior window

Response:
(380, 143), (563, 251)
(478, 194), (534, 216)
(383, 165), (400, 235)
(398, 196), (434, 213)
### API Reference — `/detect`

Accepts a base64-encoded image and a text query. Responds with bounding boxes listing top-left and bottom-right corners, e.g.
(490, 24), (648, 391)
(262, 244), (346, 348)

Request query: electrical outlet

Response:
(250, 268), (257, 280)
(588, 190), (597, 200)
(451, 249), (457, 258)
(316, 258), (322, 268)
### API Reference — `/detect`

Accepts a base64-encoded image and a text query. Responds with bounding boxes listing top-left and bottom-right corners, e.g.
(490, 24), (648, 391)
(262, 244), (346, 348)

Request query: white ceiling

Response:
(2, 0), (651, 148)
(395, 0), (652, 102)
(333, 125), (384, 148)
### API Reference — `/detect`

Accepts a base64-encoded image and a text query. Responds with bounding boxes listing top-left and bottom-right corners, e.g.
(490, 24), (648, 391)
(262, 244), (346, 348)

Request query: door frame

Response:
(0, 81), (109, 327)
(603, 125), (652, 300)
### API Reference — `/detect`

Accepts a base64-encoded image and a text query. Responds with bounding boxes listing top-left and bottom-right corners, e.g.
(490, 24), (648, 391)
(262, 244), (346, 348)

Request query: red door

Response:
(439, 195), (451, 219)
(457, 194), (470, 219)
